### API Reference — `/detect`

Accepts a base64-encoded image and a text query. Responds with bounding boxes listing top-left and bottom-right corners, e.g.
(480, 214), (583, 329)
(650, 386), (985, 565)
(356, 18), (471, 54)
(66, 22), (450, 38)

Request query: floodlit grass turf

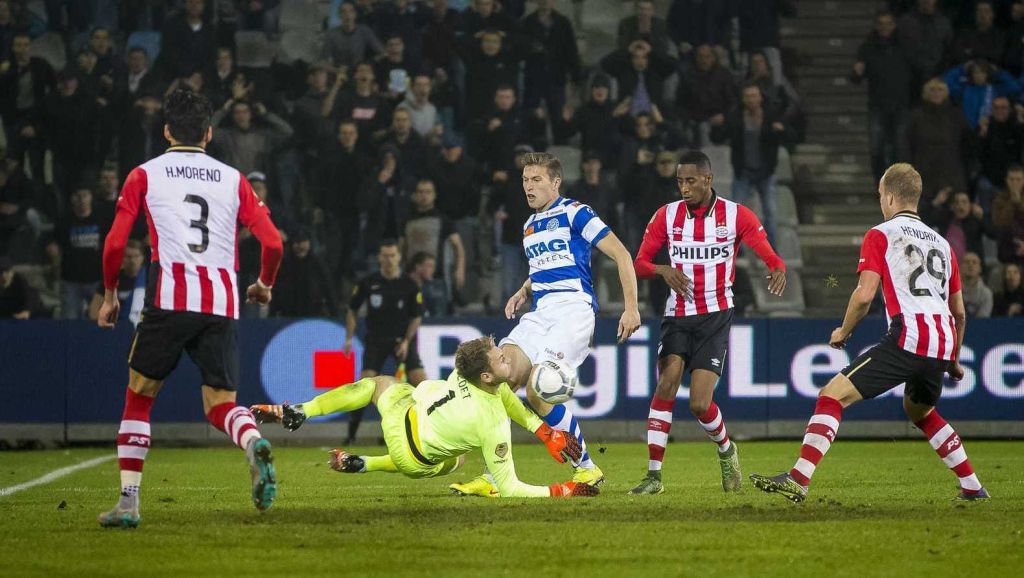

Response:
(1, 441), (1021, 577)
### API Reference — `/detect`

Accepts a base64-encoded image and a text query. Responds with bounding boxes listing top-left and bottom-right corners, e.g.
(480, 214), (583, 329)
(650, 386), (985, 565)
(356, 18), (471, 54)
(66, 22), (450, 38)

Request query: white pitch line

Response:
(0, 455), (116, 497)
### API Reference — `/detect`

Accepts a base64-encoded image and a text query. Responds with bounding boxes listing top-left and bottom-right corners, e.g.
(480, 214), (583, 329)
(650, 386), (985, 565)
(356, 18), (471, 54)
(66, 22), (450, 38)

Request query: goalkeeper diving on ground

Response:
(251, 335), (599, 498)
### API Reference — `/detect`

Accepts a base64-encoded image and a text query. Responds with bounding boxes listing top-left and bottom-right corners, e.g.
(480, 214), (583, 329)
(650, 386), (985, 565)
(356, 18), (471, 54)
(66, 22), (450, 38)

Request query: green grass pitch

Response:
(1, 441), (1021, 576)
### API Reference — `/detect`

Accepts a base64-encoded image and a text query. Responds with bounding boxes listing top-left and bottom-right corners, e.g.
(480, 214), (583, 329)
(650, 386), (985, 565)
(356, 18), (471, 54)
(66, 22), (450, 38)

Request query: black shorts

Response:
(658, 309), (733, 376)
(128, 307), (239, 390)
(841, 339), (949, 406)
(362, 337), (423, 374)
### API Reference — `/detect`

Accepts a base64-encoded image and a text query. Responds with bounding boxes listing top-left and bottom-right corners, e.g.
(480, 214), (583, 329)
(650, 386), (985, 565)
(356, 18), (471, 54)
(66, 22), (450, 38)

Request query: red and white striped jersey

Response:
(634, 194), (785, 317)
(103, 146), (283, 319)
(858, 212), (961, 360)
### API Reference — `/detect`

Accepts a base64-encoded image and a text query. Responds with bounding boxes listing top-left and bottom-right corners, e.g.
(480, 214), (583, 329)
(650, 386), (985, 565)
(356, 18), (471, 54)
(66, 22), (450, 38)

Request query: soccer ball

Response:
(528, 361), (578, 404)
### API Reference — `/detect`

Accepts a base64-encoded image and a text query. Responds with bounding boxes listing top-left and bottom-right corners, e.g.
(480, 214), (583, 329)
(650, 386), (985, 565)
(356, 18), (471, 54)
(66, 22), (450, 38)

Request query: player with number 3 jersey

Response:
(751, 163), (989, 503)
(96, 89), (285, 528)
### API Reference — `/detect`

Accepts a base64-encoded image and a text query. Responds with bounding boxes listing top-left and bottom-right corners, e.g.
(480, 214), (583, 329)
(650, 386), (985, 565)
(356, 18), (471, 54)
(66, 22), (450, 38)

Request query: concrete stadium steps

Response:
(783, 0), (878, 317)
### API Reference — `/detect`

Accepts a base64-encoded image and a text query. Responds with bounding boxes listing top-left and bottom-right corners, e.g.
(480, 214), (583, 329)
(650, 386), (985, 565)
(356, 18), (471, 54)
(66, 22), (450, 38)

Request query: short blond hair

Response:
(521, 152), (562, 182)
(881, 163), (923, 205)
(454, 335), (495, 386)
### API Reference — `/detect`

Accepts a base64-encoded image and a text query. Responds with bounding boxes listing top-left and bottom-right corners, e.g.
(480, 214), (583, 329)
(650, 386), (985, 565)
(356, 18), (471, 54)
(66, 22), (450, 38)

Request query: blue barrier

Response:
(0, 317), (1021, 425)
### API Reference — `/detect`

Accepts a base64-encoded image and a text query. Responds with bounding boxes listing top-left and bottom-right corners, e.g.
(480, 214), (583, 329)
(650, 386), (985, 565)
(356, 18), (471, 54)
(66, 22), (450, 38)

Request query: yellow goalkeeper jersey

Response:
(408, 371), (550, 498)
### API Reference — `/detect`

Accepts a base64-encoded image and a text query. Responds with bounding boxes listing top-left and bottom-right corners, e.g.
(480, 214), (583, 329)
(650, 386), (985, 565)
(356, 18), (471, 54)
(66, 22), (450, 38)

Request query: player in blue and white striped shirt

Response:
(450, 152), (641, 496)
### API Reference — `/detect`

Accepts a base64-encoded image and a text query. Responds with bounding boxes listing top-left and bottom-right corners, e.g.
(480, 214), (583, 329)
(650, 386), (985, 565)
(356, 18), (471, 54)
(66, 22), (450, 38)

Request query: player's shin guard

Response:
(697, 402), (732, 454)
(790, 396), (843, 488)
(301, 377), (375, 417)
(117, 388), (154, 503)
(542, 404), (594, 469)
(647, 396), (675, 473)
(914, 410), (983, 496)
(207, 402), (262, 450)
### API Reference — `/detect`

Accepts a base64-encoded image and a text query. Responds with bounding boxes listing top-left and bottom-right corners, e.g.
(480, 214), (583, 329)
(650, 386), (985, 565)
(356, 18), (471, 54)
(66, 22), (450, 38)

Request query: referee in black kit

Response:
(344, 240), (427, 444)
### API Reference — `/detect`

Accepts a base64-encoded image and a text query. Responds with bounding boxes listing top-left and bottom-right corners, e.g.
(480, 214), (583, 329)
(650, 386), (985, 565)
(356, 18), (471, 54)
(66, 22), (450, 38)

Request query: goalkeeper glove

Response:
(534, 423), (583, 464)
(549, 481), (600, 497)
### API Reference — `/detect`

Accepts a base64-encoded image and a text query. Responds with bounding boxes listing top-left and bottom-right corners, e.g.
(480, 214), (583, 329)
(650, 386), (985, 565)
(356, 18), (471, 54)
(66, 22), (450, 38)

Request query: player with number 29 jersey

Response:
(858, 213), (960, 360)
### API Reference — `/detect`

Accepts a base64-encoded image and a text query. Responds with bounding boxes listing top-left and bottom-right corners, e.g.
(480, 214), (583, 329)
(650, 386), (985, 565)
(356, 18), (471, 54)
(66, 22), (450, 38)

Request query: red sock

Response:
(914, 410), (982, 494)
(117, 388), (154, 496)
(207, 402), (261, 450)
(790, 396), (843, 487)
(647, 396), (675, 472)
(697, 402), (732, 454)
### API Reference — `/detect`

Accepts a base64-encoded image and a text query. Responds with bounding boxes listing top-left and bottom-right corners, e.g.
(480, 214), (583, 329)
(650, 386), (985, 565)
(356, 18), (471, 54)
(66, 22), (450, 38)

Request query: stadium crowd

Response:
(855, 0), (1024, 317)
(0, 0), (1021, 321)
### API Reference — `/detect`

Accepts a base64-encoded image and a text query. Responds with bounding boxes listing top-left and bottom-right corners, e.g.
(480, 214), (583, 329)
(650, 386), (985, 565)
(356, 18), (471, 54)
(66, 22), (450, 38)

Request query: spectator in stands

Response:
(748, 51), (802, 134)
(0, 256), (32, 319)
(676, 44), (737, 147)
(898, 0), (954, 87)
(335, 62), (392, 141)
(666, 0), (731, 60)
(0, 1), (21, 64)
(556, 73), (618, 166)
(908, 78), (971, 198)
(943, 59), (1020, 129)
(315, 119), (373, 280)
(461, 28), (518, 123)
(712, 83), (789, 245)
(736, 0), (796, 84)
(88, 239), (147, 325)
(960, 251), (993, 317)
(623, 150), (680, 257)
(459, 0), (515, 42)
(46, 70), (102, 195)
(952, 0), (1006, 65)
(271, 229), (339, 318)
(992, 163), (1024, 264)
(519, 0), (581, 123)
(158, 0), (217, 79)
(0, 160), (31, 258)
(238, 0), (281, 36)
(49, 187), (104, 320)
(489, 145), (535, 301)
(421, 0), (458, 72)
(324, 1), (384, 68)
(402, 179), (466, 301)
(470, 84), (527, 177)
(293, 63), (336, 152)
(566, 152), (616, 230)
(375, 35), (421, 106)
(207, 47), (242, 110)
(993, 262), (1024, 315)
(117, 95), (166, 181)
(928, 190), (992, 261)
(427, 133), (481, 295)
(117, 46), (162, 107)
(853, 10), (913, 182)
(363, 145), (411, 257)
(382, 107), (429, 182)
(617, 0), (671, 55)
(617, 112), (668, 178)
(407, 251), (448, 317)
(210, 99), (294, 176)
(397, 73), (439, 139)
(976, 98), (1023, 212)
(0, 33), (55, 183)
(600, 39), (677, 115)
(87, 27), (120, 80)
(1005, 0), (1024, 75)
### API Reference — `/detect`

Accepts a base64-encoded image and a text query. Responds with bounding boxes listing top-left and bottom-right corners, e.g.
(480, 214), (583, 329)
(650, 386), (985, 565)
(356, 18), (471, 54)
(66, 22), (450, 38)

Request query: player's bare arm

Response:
(594, 232), (641, 342)
(830, 270), (881, 349)
(947, 290), (967, 381)
(504, 278), (532, 319)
